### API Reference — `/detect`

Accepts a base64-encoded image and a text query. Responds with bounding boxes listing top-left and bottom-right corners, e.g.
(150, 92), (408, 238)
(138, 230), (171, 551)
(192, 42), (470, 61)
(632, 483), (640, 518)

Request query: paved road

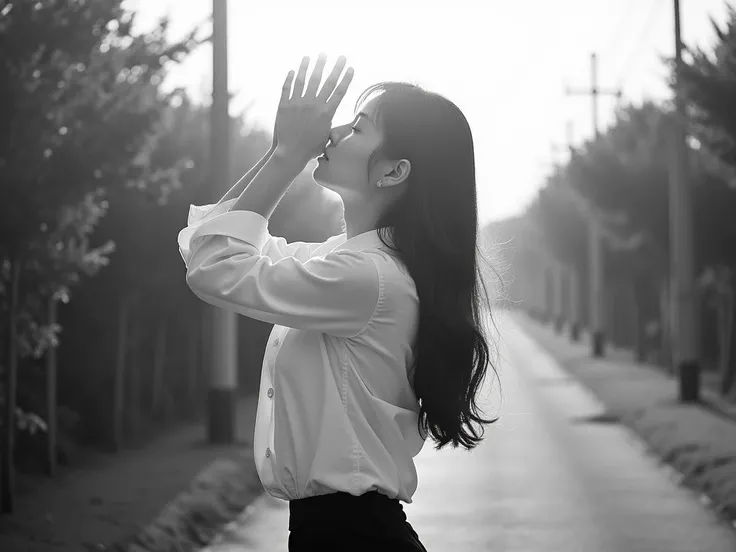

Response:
(204, 313), (736, 551)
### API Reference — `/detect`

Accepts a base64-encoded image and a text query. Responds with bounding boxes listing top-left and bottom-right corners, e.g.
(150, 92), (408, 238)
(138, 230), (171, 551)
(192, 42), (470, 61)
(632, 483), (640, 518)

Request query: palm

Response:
(273, 55), (354, 161)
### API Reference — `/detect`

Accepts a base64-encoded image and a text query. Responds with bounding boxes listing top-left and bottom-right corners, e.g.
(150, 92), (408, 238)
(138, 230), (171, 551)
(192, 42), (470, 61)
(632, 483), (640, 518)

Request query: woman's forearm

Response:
(216, 145), (276, 207)
(230, 147), (307, 220)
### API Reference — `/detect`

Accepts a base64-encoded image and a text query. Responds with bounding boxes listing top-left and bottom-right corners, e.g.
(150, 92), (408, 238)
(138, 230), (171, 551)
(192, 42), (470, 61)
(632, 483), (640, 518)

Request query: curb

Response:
(617, 411), (736, 533)
(108, 457), (263, 551)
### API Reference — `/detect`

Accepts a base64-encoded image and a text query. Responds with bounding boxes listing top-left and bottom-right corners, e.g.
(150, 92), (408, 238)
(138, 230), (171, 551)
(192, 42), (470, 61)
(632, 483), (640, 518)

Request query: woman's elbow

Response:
(185, 269), (224, 311)
(184, 247), (226, 293)
(185, 265), (208, 295)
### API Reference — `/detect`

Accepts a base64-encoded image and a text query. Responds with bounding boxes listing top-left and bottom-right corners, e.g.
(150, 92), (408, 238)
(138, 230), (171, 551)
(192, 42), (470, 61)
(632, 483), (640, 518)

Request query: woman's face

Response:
(312, 94), (385, 200)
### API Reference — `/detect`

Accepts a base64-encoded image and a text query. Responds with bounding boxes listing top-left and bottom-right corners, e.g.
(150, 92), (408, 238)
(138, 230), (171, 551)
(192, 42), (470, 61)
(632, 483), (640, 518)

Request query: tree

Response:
(528, 169), (588, 267)
(564, 102), (673, 257)
(0, 0), (202, 513)
(677, 7), (736, 385)
(518, 71), (736, 387)
(679, 5), (736, 176)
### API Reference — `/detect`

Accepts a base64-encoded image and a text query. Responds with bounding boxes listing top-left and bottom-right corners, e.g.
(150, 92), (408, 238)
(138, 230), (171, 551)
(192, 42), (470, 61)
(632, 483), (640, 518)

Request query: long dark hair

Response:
(356, 82), (501, 451)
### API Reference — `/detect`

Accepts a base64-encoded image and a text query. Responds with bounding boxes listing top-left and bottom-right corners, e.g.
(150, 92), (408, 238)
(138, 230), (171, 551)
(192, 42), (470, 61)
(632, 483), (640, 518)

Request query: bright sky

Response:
(124, 0), (733, 225)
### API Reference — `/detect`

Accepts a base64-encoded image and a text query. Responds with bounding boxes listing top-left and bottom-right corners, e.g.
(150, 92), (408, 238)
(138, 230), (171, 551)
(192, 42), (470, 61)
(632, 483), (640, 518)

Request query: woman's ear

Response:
(380, 159), (411, 188)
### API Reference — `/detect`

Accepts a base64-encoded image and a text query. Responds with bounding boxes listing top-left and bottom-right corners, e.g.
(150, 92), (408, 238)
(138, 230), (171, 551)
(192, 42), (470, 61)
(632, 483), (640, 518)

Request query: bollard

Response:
(592, 330), (605, 358)
(678, 360), (700, 403)
(570, 321), (580, 342)
(554, 317), (564, 334)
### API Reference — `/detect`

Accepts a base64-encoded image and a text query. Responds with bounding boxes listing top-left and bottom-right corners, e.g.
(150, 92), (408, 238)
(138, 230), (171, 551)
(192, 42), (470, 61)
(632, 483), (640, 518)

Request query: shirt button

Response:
(267, 387), (274, 398)
(273, 338), (280, 347)
(265, 447), (271, 458)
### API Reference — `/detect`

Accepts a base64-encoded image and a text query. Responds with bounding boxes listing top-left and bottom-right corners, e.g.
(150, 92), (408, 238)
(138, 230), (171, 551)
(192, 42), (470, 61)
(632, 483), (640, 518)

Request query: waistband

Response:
(288, 490), (407, 534)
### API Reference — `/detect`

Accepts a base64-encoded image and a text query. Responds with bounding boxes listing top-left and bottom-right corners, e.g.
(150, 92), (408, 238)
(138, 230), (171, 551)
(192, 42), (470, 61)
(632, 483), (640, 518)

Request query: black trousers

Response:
(288, 490), (428, 551)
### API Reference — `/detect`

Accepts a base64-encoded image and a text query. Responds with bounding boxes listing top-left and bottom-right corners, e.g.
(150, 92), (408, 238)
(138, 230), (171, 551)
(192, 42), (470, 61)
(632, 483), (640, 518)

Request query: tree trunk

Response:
(200, 306), (211, 408)
(188, 318), (199, 415)
(152, 319), (167, 420)
(112, 295), (130, 452)
(720, 289), (735, 396)
(128, 317), (142, 443)
(45, 295), (58, 476)
(659, 280), (672, 372)
(1, 258), (21, 513)
(607, 286), (616, 348)
(632, 281), (645, 363)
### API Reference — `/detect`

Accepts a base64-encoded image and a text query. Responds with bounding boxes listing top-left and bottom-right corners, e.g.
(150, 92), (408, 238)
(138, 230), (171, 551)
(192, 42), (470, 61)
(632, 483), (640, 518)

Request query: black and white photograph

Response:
(1, 1), (736, 550)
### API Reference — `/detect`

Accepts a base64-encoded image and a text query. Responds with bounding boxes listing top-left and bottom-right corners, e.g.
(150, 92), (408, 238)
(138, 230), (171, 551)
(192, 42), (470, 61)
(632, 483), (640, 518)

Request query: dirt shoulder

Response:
(0, 395), (262, 552)
(513, 311), (736, 528)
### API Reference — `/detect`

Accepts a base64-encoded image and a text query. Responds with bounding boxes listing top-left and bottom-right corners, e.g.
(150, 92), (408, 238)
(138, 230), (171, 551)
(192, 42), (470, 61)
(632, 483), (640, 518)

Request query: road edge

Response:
(511, 310), (736, 535)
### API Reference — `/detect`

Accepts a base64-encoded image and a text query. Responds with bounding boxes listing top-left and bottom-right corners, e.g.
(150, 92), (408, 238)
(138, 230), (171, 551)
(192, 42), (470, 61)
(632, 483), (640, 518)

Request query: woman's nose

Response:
(327, 129), (338, 147)
(328, 125), (349, 146)
(327, 129), (340, 147)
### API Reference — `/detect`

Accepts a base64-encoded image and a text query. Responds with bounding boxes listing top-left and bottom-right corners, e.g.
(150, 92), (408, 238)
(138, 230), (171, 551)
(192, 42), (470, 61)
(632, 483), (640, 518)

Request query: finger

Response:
(280, 70), (295, 104)
(326, 66), (354, 113)
(317, 55), (347, 102)
(305, 53), (327, 97)
(293, 56), (310, 99)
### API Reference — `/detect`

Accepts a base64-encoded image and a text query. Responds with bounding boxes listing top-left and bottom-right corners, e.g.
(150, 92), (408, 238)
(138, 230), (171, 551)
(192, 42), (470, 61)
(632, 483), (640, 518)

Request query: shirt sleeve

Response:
(181, 199), (345, 263)
(177, 207), (381, 338)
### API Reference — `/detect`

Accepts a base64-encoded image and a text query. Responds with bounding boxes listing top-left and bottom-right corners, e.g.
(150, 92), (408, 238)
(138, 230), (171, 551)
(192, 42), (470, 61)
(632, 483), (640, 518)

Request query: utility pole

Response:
(588, 221), (604, 356)
(209, 0), (237, 443)
(566, 53), (623, 139)
(552, 258), (565, 333)
(530, 261), (542, 321)
(519, 220), (549, 322)
(566, 53), (622, 357)
(544, 150), (564, 333)
(565, 120), (581, 342)
(551, 121), (582, 341)
(536, 258), (547, 322)
(671, 0), (700, 402)
(568, 265), (581, 341)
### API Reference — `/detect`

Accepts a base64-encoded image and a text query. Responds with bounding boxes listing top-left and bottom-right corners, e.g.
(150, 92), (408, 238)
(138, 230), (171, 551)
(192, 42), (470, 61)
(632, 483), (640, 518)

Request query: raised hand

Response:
(273, 54), (354, 164)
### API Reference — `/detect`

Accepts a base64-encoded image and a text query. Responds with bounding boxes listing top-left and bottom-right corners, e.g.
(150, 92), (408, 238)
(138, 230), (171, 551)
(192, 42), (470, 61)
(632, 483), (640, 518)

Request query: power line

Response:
(616, 0), (669, 90)
(602, 5), (640, 59)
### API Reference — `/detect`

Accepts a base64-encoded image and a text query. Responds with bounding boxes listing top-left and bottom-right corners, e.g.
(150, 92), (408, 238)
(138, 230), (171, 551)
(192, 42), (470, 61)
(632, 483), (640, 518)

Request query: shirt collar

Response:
(331, 229), (387, 253)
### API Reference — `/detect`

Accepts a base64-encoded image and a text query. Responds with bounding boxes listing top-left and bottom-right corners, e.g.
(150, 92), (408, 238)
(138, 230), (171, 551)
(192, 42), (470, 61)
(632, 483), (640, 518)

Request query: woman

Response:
(178, 54), (499, 551)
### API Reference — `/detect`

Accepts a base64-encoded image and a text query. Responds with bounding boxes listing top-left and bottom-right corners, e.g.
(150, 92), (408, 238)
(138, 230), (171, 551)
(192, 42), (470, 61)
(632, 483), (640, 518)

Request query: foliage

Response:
(0, 0), (204, 361)
(503, 7), (736, 387)
(0, 0), (203, 479)
(679, 5), (736, 176)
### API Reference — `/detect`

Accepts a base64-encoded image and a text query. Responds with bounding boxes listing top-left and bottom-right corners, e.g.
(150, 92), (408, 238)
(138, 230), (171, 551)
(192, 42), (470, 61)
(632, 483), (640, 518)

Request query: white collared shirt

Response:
(178, 199), (425, 503)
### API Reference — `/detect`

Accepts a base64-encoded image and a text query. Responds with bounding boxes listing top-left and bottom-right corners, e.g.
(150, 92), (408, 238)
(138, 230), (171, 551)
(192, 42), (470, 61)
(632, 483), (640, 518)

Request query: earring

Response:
(377, 179), (383, 187)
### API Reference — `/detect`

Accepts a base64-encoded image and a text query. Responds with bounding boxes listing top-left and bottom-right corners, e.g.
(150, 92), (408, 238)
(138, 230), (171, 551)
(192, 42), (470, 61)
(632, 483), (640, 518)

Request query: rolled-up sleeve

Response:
(177, 207), (381, 338)
(179, 200), (344, 263)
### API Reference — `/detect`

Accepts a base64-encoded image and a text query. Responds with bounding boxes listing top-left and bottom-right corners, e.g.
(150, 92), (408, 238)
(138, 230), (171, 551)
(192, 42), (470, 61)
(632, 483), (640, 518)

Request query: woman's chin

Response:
(312, 165), (334, 187)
